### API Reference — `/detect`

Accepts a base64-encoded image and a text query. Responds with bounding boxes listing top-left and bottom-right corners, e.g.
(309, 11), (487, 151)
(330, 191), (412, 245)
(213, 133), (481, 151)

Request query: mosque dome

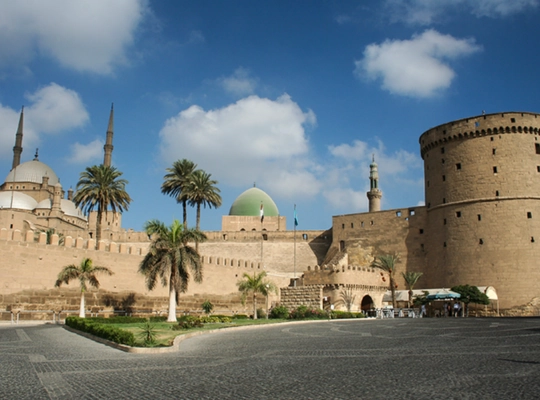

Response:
(35, 198), (87, 219)
(229, 186), (279, 217)
(0, 191), (38, 210)
(4, 160), (59, 186)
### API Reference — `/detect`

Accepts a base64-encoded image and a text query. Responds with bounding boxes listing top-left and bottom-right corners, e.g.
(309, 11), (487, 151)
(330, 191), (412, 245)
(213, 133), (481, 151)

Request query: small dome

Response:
(4, 160), (59, 186)
(36, 198), (86, 219)
(0, 191), (38, 210)
(229, 187), (279, 217)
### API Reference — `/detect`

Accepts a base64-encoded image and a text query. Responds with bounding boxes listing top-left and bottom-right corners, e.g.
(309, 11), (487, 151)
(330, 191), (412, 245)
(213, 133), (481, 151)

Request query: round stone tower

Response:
(367, 155), (382, 212)
(419, 112), (540, 309)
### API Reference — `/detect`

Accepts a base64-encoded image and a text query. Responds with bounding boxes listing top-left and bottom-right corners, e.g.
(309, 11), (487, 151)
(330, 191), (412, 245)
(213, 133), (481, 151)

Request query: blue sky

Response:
(1, 0), (539, 231)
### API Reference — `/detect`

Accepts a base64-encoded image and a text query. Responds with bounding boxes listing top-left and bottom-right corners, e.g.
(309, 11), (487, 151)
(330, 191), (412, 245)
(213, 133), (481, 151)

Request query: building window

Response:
(531, 237), (535, 243)
(441, 147), (445, 154)
(370, 221), (374, 226)
(443, 218), (447, 225)
(427, 181), (430, 187)
(511, 118), (516, 123)
(536, 143), (540, 154)
(419, 229), (424, 234)
(351, 223), (354, 228)
(302, 234), (308, 240)
(342, 224), (345, 229)
(477, 214), (482, 221)
(361, 222), (364, 227)
(456, 163), (461, 170)
(442, 158), (445, 164)
(496, 190), (500, 196)
(479, 239), (484, 245)
(409, 210), (415, 216)
(443, 198), (446, 204)
(527, 212), (532, 219)
(443, 242), (447, 247)
(456, 211), (461, 218)
(537, 166), (540, 172)
(396, 211), (401, 217)
(493, 166), (498, 174)
(442, 175), (446, 182)
(493, 148), (496, 155)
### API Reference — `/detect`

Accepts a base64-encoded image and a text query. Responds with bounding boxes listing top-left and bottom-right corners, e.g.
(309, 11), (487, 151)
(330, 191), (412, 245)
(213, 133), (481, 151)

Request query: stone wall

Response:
(280, 286), (323, 310)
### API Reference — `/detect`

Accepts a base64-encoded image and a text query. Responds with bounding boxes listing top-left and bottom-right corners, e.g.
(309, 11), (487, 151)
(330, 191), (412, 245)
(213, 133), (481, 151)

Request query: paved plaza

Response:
(1, 318), (540, 399)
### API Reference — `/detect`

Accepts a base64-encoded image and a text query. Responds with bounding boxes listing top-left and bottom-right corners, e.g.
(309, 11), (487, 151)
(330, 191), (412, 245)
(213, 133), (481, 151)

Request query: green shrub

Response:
(138, 321), (157, 346)
(256, 308), (266, 319)
(149, 316), (168, 323)
(269, 305), (289, 319)
(201, 300), (214, 315)
(173, 315), (204, 330)
(88, 316), (147, 324)
(65, 316), (135, 346)
(290, 306), (328, 320)
(232, 314), (249, 320)
(219, 316), (232, 323)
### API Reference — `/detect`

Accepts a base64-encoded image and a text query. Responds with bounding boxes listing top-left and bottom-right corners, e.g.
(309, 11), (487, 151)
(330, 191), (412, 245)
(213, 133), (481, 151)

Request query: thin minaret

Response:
(103, 103), (114, 167)
(12, 106), (24, 170)
(367, 154), (382, 212)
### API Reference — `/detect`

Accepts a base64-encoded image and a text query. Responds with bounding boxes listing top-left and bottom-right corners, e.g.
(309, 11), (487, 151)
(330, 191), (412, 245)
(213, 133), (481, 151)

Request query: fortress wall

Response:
(0, 234), (290, 313)
(280, 286), (323, 310)
(331, 207), (428, 289)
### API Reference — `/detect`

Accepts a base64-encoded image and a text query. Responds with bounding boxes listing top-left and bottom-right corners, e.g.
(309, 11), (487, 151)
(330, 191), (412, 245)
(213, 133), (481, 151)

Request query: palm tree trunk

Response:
(168, 285), (177, 322)
(182, 200), (188, 228)
(196, 204), (201, 251)
(253, 293), (258, 320)
(96, 207), (103, 245)
(79, 291), (86, 318)
(389, 274), (397, 309)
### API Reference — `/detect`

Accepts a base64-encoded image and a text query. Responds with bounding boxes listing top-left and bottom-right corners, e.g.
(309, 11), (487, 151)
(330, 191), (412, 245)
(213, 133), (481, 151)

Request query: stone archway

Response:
(361, 295), (374, 311)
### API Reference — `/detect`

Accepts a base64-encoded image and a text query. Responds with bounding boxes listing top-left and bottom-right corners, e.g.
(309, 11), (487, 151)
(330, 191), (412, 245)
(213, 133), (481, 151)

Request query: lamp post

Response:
(266, 284), (269, 319)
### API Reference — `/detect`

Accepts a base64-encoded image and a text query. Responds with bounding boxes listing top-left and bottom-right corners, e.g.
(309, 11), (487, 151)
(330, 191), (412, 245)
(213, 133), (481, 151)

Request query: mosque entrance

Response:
(361, 295), (374, 312)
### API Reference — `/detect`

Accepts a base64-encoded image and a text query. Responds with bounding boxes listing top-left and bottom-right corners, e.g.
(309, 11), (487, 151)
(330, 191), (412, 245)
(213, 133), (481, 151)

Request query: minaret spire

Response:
(103, 103), (114, 167)
(12, 106), (24, 170)
(367, 154), (382, 212)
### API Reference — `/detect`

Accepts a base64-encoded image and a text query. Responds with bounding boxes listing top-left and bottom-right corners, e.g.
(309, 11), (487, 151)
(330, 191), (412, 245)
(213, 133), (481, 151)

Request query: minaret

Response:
(12, 106), (24, 170)
(367, 154), (382, 212)
(103, 103), (114, 167)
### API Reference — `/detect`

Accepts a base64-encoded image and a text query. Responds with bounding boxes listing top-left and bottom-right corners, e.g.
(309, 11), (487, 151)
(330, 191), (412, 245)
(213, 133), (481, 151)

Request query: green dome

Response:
(229, 187), (279, 217)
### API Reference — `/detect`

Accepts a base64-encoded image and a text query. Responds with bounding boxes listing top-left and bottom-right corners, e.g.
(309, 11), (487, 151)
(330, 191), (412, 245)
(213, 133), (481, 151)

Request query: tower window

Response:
(496, 191), (500, 196)
(536, 143), (540, 154)
(493, 148), (497, 155)
(456, 211), (461, 218)
(537, 166), (540, 173)
(361, 222), (364, 227)
(441, 147), (445, 154)
(370, 221), (374, 226)
(419, 229), (424, 234)
(442, 159), (445, 164)
(478, 214), (482, 221)
(479, 239), (484, 245)
(443, 218), (447, 225)
(493, 166), (498, 174)
(442, 175), (446, 182)
(491, 137), (494, 141)
(532, 237), (535, 243)
(527, 212), (532, 219)
(342, 224), (345, 229)
(443, 242), (447, 247)
(443, 198), (446, 204)
(351, 223), (354, 228)
(456, 163), (461, 170)
(396, 211), (401, 217)
(427, 181), (430, 187)
(511, 118), (516, 123)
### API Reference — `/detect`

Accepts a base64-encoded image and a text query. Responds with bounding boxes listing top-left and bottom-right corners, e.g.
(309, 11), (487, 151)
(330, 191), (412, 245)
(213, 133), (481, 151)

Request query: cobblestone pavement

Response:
(1, 318), (540, 399)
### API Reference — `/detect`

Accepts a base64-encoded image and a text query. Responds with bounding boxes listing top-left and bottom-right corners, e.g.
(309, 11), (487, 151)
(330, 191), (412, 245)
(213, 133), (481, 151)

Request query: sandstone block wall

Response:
(280, 286), (323, 310)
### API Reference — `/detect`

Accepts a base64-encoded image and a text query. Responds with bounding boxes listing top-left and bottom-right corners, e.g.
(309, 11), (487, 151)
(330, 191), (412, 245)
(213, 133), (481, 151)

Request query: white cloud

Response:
(355, 30), (481, 98)
(67, 139), (104, 164)
(0, 83), (89, 160)
(159, 94), (317, 198)
(0, 0), (148, 74)
(385, 0), (538, 25)
(218, 68), (259, 96)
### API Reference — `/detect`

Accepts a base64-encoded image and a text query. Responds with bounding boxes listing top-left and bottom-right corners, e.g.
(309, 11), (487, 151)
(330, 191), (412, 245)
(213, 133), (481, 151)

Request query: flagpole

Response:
(260, 202), (264, 272)
(293, 204), (297, 286)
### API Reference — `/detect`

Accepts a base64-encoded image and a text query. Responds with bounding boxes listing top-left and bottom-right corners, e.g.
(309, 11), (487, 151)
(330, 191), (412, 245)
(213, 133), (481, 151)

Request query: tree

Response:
(74, 165), (131, 244)
(187, 169), (222, 232)
(161, 159), (197, 228)
(338, 287), (356, 312)
(451, 285), (490, 316)
(401, 271), (423, 308)
(54, 258), (113, 318)
(371, 253), (400, 309)
(237, 271), (277, 320)
(139, 219), (207, 322)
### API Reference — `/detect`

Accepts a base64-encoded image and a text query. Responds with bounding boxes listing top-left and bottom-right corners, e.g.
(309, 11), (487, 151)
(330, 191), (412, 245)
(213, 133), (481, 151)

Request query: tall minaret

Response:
(367, 154), (382, 212)
(103, 103), (114, 167)
(12, 106), (24, 170)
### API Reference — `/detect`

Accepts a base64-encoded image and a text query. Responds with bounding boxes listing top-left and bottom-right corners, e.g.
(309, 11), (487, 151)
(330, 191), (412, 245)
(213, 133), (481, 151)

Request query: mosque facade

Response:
(0, 110), (539, 316)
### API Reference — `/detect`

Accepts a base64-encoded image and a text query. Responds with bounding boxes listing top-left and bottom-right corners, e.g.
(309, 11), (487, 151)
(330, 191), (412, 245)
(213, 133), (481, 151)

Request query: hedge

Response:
(65, 316), (135, 346)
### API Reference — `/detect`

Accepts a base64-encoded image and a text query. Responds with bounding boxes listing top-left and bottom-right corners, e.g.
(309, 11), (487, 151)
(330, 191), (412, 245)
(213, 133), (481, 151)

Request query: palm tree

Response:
(187, 169), (222, 232)
(139, 219), (207, 322)
(74, 165), (131, 244)
(54, 258), (113, 318)
(237, 271), (277, 320)
(338, 286), (356, 312)
(371, 253), (400, 309)
(161, 159), (197, 228)
(401, 271), (423, 308)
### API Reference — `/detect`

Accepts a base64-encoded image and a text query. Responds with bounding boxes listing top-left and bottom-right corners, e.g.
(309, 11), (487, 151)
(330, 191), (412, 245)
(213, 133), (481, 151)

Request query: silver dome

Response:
(36, 198), (87, 220)
(4, 160), (59, 185)
(0, 191), (38, 210)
